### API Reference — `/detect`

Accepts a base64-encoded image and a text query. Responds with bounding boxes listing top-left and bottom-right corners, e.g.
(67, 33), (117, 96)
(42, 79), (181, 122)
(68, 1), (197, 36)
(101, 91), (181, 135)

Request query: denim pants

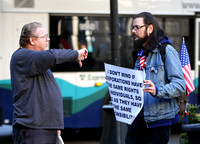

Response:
(125, 110), (172, 144)
(13, 124), (59, 144)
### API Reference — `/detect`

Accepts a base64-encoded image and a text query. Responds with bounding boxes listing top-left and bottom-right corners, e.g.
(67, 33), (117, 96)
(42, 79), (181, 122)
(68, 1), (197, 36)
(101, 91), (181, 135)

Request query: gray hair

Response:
(19, 22), (43, 47)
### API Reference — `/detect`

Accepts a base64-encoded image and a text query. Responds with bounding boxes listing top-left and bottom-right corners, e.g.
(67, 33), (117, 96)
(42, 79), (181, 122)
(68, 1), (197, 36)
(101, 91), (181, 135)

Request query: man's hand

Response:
(77, 48), (88, 67)
(143, 80), (156, 96)
(57, 130), (61, 135)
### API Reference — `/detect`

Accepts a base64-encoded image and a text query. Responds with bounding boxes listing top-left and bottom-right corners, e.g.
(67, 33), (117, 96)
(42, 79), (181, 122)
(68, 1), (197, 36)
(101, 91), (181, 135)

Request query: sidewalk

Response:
(168, 133), (180, 144)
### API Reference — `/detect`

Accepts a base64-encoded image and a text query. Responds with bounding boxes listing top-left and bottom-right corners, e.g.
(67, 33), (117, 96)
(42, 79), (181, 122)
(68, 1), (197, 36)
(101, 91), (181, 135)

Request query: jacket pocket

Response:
(148, 65), (165, 85)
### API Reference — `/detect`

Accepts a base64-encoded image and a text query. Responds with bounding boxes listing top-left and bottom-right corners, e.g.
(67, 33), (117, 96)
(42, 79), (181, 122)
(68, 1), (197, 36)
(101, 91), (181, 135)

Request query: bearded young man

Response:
(125, 12), (186, 144)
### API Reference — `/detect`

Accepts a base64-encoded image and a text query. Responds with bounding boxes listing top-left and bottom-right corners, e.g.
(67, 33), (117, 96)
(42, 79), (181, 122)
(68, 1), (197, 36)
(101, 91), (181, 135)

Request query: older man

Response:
(10, 22), (88, 144)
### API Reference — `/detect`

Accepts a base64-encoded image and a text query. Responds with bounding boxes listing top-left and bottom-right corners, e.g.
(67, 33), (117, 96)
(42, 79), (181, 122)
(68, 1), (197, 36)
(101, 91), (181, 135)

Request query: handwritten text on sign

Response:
(104, 63), (145, 125)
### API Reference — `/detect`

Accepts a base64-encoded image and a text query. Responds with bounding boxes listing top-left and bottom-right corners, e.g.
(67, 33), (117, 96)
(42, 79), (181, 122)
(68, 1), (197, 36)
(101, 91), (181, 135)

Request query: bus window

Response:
(50, 16), (112, 72)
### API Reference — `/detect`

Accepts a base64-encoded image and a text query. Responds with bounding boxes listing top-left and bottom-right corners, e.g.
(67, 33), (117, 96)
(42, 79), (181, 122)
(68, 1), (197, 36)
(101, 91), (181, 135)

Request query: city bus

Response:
(0, 0), (200, 132)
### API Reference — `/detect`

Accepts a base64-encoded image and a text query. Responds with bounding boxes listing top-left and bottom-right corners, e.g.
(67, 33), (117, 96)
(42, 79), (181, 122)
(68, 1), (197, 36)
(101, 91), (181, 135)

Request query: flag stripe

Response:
(183, 66), (193, 85)
(139, 56), (146, 70)
(183, 72), (194, 93)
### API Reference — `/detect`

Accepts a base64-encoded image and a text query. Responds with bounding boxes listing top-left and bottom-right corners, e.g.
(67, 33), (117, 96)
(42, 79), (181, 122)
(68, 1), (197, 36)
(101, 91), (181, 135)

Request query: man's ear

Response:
(147, 24), (153, 36)
(29, 37), (35, 46)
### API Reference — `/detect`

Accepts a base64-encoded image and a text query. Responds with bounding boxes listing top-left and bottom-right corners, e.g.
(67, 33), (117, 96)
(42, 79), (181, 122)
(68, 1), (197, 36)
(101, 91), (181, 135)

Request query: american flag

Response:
(138, 50), (146, 70)
(179, 41), (195, 95)
(139, 56), (146, 70)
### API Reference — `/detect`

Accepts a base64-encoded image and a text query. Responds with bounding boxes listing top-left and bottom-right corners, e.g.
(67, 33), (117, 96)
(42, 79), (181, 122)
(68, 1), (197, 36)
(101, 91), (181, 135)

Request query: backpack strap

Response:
(159, 43), (170, 83)
(159, 43), (170, 64)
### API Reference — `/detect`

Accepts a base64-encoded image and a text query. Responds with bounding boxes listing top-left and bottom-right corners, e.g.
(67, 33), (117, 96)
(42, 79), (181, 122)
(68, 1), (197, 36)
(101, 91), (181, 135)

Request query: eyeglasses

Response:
(130, 25), (146, 31)
(35, 34), (49, 40)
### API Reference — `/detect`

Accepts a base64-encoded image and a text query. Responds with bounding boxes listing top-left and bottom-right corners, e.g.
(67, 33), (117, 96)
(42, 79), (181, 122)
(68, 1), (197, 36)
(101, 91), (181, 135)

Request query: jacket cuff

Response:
(153, 85), (158, 97)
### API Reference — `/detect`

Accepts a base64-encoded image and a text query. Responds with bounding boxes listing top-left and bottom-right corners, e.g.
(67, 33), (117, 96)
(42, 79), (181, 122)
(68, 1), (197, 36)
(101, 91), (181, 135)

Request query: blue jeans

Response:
(13, 124), (59, 144)
(125, 110), (172, 144)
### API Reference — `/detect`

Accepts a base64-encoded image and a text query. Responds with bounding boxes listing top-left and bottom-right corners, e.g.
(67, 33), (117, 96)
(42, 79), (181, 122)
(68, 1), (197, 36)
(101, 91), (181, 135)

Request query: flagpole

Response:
(183, 37), (185, 43)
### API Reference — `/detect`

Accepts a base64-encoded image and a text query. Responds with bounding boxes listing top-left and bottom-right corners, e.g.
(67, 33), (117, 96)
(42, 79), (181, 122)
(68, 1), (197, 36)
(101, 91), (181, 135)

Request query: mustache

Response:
(133, 34), (138, 38)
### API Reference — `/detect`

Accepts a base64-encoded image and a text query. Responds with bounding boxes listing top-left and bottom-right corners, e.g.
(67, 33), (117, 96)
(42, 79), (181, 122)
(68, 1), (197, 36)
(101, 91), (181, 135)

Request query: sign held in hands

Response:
(104, 63), (145, 125)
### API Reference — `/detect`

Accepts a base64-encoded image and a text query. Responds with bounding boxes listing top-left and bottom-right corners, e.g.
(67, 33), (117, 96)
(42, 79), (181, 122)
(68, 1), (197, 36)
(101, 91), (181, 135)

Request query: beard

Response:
(133, 33), (148, 50)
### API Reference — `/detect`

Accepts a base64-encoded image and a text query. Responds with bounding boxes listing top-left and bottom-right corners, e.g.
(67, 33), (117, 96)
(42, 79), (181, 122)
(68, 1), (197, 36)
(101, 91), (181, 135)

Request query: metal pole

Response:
(110, 0), (120, 66)
(110, 1), (128, 143)
(110, 0), (121, 142)
(100, 1), (125, 144)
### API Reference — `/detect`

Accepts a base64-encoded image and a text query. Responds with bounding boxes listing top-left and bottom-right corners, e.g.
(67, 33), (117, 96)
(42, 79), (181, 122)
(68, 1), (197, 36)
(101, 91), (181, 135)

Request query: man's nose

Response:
(132, 28), (136, 33)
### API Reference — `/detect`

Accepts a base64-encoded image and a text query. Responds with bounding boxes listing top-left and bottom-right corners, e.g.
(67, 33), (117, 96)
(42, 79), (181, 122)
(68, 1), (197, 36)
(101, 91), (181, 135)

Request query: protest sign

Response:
(104, 63), (145, 125)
